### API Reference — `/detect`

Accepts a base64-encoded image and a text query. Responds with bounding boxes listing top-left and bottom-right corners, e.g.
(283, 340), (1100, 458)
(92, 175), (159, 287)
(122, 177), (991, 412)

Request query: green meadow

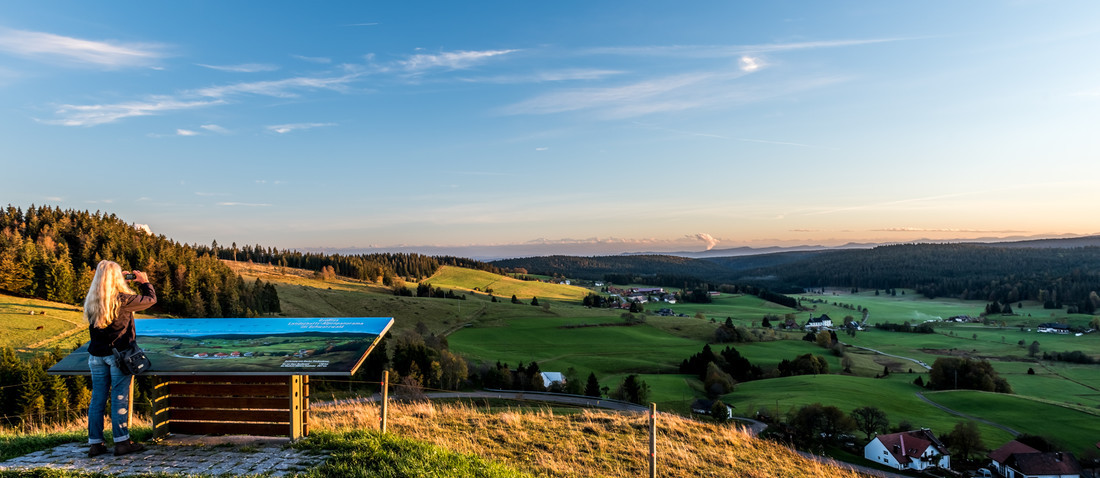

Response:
(920, 390), (1100, 456)
(424, 266), (592, 302)
(448, 316), (702, 374)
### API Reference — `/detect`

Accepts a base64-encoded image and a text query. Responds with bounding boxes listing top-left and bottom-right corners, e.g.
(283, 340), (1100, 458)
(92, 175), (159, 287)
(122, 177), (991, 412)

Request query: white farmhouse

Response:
(864, 429), (951, 472)
(805, 314), (834, 331)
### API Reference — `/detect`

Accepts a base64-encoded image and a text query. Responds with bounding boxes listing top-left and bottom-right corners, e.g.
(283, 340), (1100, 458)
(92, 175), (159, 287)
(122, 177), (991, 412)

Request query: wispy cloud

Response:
(266, 122), (336, 134)
(635, 122), (836, 150)
(193, 74), (357, 98)
(503, 71), (844, 119)
(501, 72), (716, 116)
(200, 124), (230, 134)
(400, 49), (517, 72)
(0, 28), (165, 68)
(346, 22), (379, 27)
(583, 38), (905, 58)
(292, 54), (332, 64)
(44, 97), (224, 126)
(217, 202), (271, 207)
(176, 128), (199, 136)
(459, 69), (624, 84)
(739, 55), (762, 72)
(197, 63), (279, 73)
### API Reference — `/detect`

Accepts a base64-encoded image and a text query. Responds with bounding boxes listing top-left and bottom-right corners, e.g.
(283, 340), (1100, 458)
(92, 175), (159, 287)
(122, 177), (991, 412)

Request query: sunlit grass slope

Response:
(311, 400), (868, 478)
(0, 295), (86, 354)
(1, 401), (867, 478)
(424, 265), (592, 302)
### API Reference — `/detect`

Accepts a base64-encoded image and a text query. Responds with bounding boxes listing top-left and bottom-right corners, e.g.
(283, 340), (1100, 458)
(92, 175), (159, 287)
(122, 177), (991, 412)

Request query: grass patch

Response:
(424, 266), (591, 302)
(295, 429), (535, 478)
(0, 295), (87, 356)
(921, 390), (1100, 456)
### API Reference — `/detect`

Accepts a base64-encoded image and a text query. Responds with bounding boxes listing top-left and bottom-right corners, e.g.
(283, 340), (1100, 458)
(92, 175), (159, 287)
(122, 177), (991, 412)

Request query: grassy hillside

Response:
(423, 266), (592, 302)
(0, 296), (86, 354)
(308, 400), (866, 478)
(1, 401), (866, 478)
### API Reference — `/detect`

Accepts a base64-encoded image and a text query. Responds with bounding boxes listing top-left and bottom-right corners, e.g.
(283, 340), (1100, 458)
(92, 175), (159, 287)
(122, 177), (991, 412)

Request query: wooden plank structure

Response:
(152, 374), (310, 439)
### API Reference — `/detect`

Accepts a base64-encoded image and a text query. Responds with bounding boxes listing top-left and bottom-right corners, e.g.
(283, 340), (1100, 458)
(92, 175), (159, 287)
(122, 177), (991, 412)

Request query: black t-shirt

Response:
(87, 282), (157, 357)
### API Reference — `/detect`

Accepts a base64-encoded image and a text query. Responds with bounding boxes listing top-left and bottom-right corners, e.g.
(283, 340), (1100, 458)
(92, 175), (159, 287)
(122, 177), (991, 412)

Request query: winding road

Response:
(915, 392), (1020, 436)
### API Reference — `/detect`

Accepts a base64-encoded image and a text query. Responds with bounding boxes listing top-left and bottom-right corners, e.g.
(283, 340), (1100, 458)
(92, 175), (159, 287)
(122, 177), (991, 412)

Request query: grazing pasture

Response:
(0, 296), (86, 354)
(449, 316), (702, 375)
(921, 390), (1100, 456)
(424, 266), (591, 302)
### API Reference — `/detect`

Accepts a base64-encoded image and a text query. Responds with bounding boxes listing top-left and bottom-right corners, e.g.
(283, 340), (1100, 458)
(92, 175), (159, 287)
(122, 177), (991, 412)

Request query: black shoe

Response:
(113, 439), (145, 456)
(88, 443), (108, 457)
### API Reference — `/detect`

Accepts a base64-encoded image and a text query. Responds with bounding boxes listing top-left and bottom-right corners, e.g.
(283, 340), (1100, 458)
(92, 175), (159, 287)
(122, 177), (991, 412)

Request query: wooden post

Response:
(380, 370), (389, 433)
(151, 376), (170, 440)
(289, 375), (304, 440)
(303, 375), (310, 437)
(125, 376), (135, 437)
(649, 402), (657, 478)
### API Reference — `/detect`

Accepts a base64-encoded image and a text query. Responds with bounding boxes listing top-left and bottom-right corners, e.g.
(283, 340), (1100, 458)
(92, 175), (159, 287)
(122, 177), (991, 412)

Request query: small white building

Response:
(539, 372), (565, 390)
(864, 429), (951, 472)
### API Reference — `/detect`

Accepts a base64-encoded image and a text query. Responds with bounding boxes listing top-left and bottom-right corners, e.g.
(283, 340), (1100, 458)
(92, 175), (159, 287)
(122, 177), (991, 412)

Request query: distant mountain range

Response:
(634, 235), (1100, 259)
(303, 235), (1100, 261)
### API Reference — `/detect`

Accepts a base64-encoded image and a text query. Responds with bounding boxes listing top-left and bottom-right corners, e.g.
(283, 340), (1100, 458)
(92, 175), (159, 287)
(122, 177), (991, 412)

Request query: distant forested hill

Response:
(0, 205), (279, 317)
(491, 254), (740, 286)
(495, 243), (1100, 313)
(741, 243), (1100, 311)
(199, 244), (501, 285)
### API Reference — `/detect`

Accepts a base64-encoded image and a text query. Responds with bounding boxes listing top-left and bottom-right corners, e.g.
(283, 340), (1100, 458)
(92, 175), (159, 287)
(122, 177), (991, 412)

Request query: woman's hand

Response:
(130, 270), (150, 284)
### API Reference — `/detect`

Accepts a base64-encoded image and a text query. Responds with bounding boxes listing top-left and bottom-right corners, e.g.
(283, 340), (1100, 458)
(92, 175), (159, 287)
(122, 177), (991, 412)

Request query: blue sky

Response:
(2, 2), (1099, 257)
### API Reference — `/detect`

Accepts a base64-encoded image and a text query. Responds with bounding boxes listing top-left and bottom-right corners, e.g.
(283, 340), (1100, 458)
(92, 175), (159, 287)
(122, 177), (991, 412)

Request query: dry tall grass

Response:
(311, 400), (871, 478)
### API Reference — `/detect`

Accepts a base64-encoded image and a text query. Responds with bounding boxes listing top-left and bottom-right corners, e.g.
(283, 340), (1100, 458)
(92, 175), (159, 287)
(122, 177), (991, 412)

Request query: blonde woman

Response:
(84, 260), (156, 457)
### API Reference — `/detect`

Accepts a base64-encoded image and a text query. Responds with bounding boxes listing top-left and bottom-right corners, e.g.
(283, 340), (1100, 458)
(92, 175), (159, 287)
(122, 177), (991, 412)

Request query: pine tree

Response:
(584, 372), (601, 397)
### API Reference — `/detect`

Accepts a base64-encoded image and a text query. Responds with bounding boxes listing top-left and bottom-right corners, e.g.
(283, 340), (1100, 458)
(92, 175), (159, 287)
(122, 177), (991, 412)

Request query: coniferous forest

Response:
(0, 205), (279, 317)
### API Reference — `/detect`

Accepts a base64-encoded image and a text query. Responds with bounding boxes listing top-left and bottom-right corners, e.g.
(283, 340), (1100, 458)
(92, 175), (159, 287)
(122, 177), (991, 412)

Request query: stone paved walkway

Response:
(0, 435), (328, 476)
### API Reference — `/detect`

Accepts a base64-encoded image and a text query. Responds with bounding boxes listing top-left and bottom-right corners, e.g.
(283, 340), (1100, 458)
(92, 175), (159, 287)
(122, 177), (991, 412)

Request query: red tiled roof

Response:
(876, 430), (945, 464)
(990, 440), (1040, 464)
(1008, 452), (1083, 476)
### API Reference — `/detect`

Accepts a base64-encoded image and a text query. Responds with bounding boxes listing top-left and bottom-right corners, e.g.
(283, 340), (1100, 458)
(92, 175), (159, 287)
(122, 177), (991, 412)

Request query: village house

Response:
(804, 314), (834, 331)
(1037, 323), (1072, 334)
(989, 440), (1083, 478)
(690, 398), (733, 419)
(864, 429), (951, 472)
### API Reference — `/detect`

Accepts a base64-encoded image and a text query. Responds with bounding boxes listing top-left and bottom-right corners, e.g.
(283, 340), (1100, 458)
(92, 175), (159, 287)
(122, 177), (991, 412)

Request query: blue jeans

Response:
(88, 354), (133, 444)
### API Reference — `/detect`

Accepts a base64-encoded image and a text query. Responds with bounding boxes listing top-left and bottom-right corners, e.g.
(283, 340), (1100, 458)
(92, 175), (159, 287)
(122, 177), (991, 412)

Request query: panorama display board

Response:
(48, 317), (393, 376)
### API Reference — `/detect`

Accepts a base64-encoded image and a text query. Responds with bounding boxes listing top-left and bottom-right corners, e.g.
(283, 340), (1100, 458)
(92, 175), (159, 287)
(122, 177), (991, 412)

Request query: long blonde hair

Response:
(84, 260), (136, 329)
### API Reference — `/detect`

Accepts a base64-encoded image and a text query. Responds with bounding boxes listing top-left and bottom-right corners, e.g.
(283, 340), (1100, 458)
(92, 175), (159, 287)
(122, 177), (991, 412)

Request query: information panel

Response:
(48, 317), (393, 376)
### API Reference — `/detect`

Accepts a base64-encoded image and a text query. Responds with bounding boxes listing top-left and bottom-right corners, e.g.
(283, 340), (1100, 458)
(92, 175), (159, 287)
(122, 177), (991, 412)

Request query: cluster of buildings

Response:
(606, 286), (677, 305)
(191, 351), (254, 359)
(864, 429), (1086, 477)
(1037, 323), (1073, 334)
